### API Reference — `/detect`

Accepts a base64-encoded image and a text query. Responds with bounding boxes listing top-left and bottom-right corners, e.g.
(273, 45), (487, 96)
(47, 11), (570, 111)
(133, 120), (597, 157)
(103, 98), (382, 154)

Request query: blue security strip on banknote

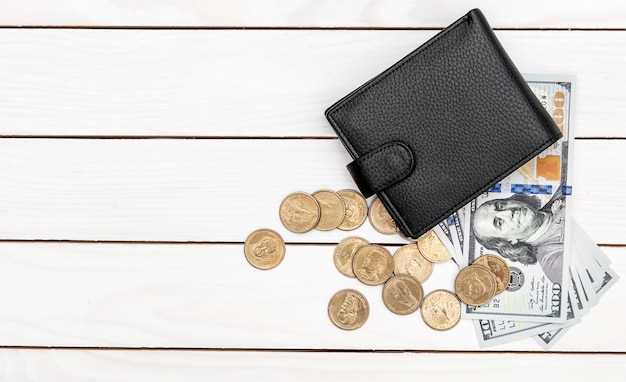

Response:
(462, 75), (576, 324)
(510, 184), (553, 194)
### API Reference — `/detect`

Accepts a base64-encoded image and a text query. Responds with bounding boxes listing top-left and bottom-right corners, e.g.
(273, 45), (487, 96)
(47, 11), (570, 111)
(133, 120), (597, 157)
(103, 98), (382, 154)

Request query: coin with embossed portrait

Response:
(368, 197), (397, 235)
(420, 289), (461, 331)
(243, 229), (286, 270)
(333, 236), (369, 278)
(472, 254), (511, 295)
(337, 189), (368, 231)
(393, 244), (434, 283)
(328, 289), (369, 330)
(312, 190), (346, 231)
(352, 244), (394, 286)
(279, 192), (321, 233)
(382, 274), (424, 315)
(454, 264), (498, 306)
(416, 229), (452, 263)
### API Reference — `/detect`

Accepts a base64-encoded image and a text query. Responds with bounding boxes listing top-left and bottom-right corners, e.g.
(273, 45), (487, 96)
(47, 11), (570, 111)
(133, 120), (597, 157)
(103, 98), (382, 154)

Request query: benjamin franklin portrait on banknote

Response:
(471, 187), (566, 284)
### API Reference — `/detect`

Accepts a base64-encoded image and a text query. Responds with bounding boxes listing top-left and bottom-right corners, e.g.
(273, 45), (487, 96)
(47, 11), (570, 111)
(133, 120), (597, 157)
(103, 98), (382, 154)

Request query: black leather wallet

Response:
(325, 8), (563, 240)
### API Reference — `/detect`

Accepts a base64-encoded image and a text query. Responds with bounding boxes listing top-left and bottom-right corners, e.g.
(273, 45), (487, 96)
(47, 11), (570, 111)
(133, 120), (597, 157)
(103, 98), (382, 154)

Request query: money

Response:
(243, 228), (286, 270)
(454, 264), (497, 307)
(417, 229), (452, 263)
(368, 197), (397, 235)
(312, 190), (346, 231)
(257, 75), (615, 349)
(393, 244), (434, 283)
(279, 192), (321, 233)
(337, 189), (368, 231)
(472, 254), (511, 295)
(352, 244), (394, 286)
(333, 236), (370, 278)
(328, 289), (370, 330)
(420, 289), (462, 331)
(473, 219), (619, 349)
(461, 76), (574, 323)
(396, 228), (418, 242)
(382, 274), (424, 315)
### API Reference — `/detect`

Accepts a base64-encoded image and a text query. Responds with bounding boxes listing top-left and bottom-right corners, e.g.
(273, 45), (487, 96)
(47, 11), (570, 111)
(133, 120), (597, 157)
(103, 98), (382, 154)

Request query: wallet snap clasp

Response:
(346, 141), (414, 198)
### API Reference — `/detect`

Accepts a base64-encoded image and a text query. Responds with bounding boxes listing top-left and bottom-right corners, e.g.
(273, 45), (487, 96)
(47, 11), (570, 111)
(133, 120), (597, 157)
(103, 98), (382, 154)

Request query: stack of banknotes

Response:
(435, 74), (619, 349)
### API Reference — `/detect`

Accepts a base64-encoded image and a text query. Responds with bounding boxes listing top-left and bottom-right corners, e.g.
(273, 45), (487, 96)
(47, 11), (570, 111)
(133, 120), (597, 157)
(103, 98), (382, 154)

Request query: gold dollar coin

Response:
(382, 274), (424, 315)
(420, 289), (462, 331)
(337, 189), (368, 231)
(396, 227), (418, 242)
(279, 192), (321, 233)
(393, 244), (434, 283)
(328, 289), (369, 330)
(416, 229), (452, 263)
(472, 254), (511, 295)
(368, 197), (397, 235)
(352, 244), (394, 286)
(312, 190), (346, 231)
(243, 228), (286, 270)
(454, 264), (498, 306)
(333, 236), (369, 278)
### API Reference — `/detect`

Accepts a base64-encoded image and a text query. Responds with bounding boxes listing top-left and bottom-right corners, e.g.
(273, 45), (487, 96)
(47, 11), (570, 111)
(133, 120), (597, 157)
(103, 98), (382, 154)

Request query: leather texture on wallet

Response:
(325, 8), (563, 239)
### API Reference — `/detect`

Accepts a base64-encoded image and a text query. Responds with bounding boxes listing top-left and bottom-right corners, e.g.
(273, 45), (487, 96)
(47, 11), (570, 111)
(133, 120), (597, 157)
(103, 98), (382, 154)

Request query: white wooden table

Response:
(0, 1), (625, 379)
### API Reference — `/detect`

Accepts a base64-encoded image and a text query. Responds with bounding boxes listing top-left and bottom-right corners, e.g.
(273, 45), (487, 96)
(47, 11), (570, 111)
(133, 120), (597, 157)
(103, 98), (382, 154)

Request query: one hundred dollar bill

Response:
(434, 219), (460, 264)
(475, 219), (619, 349)
(462, 75), (575, 323)
(534, 220), (619, 349)
(475, 292), (579, 348)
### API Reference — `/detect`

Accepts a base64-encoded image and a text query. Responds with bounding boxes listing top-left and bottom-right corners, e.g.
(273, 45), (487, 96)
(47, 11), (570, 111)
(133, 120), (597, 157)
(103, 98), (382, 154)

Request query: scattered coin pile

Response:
(243, 189), (511, 332)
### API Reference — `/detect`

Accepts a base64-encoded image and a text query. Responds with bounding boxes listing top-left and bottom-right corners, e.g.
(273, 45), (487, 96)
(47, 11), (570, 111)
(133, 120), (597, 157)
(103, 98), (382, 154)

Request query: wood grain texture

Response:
(0, 0), (624, 28)
(1, 350), (626, 381)
(0, 0), (624, 376)
(0, 30), (623, 138)
(0, 139), (622, 244)
(0, 242), (621, 351)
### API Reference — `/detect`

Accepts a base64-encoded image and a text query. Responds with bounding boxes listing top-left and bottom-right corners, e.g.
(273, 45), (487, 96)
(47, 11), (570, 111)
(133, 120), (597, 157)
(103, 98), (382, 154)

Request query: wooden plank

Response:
(1, 349), (625, 381)
(0, 1), (624, 28)
(0, 242), (621, 350)
(0, 30), (623, 138)
(0, 139), (622, 244)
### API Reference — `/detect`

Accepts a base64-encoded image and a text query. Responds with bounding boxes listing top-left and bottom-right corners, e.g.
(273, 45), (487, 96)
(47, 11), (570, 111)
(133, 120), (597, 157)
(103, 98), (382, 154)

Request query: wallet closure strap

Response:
(347, 142), (414, 198)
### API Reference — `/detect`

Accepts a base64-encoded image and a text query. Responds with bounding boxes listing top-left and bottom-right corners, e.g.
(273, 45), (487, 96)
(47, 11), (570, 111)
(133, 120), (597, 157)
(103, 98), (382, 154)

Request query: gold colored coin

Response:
(243, 229), (286, 270)
(396, 227), (418, 242)
(333, 236), (370, 278)
(337, 189), (368, 231)
(454, 264), (498, 306)
(328, 289), (369, 330)
(472, 254), (511, 295)
(416, 229), (452, 263)
(312, 190), (346, 231)
(393, 244), (434, 283)
(420, 289), (462, 331)
(352, 244), (394, 286)
(279, 192), (321, 233)
(382, 274), (424, 315)
(368, 197), (397, 235)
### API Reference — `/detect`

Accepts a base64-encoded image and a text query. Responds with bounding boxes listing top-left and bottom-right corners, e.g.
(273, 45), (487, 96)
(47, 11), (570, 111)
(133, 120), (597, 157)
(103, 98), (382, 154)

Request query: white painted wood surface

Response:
(0, 0), (625, 28)
(0, 139), (623, 244)
(1, 350), (625, 381)
(0, 1), (624, 379)
(0, 30), (623, 138)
